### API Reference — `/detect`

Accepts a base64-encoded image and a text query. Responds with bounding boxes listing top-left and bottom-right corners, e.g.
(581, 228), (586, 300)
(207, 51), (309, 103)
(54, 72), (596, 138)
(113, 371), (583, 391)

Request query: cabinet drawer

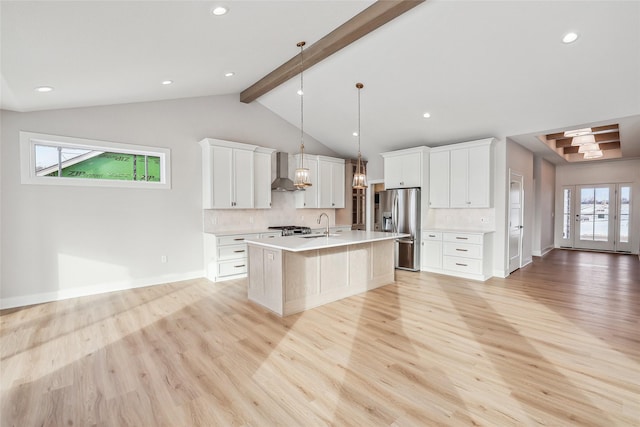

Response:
(218, 244), (247, 260)
(443, 242), (482, 259)
(423, 231), (443, 241)
(217, 233), (260, 246)
(443, 256), (482, 274)
(218, 260), (248, 277)
(443, 232), (483, 245)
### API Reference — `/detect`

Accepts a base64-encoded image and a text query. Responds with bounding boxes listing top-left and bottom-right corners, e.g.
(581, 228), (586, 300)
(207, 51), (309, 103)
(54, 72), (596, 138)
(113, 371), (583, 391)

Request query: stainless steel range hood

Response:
(271, 152), (296, 192)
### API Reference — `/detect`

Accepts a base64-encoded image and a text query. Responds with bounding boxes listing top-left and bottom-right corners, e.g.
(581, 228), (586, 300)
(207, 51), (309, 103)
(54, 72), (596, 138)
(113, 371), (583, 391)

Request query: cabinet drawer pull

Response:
(455, 248), (468, 252)
(233, 250), (246, 253)
(234, 264), (246, 268)
(455, 237), (468, 240)
(455, 263), (468, 267)
(428, 234), (436, 237)
(233, 238), (245, 241)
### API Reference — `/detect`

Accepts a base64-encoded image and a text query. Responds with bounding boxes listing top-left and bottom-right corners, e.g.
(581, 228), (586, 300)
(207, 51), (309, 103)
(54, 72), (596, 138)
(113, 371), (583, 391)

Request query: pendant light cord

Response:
(356, 83), (363, 175)
(298, 41), (305, 166)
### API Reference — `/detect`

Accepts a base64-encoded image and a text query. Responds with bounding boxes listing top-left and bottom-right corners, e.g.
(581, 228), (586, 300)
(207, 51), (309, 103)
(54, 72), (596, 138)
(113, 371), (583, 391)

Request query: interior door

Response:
(574, 185), (615, 251)
(509, 172), (524, 273)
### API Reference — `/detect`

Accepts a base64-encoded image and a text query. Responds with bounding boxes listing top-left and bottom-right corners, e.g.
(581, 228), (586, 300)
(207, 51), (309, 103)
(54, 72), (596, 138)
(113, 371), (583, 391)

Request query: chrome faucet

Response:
(317, 213), (330, 235)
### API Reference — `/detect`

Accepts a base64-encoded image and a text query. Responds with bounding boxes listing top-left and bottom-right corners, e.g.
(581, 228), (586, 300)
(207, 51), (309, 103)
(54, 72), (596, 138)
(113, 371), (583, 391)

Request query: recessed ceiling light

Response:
(562, 32), (579, 44)
(161, 80), (173, 85)
(224, 72), (235, 77)
(423, 112), (431, 118)
(211, 6), (228, 16)
(35, 86), (54, 93)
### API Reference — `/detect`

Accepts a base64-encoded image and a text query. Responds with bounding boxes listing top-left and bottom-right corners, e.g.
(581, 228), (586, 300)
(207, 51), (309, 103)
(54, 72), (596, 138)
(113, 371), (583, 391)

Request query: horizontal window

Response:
(20, 132), (171, 189)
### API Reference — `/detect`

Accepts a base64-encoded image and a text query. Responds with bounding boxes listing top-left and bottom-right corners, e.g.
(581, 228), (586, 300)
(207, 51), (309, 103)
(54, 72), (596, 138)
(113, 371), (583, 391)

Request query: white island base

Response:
(247, 235), (397, 317)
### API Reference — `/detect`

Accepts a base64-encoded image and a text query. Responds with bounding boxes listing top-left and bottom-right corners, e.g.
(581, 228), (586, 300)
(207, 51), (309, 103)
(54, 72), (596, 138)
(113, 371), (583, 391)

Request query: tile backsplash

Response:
(425, 208), (495, 231)
(203, 191), (337, 233)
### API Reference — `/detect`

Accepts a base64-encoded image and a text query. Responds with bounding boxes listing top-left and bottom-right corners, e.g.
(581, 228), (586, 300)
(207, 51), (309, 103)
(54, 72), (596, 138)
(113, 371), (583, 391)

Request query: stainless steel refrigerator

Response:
(379, 188), (421, 271)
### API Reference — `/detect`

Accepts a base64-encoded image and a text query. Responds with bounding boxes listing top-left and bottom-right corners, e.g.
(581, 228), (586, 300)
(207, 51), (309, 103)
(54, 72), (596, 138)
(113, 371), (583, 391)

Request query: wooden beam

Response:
(555, 132), (620, 147)
(563, 141), (621, 154)
(240, 0), (425, 103)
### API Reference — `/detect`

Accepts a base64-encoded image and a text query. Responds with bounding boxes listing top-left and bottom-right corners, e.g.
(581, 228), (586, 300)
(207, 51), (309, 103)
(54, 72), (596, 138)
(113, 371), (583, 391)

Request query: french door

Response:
(560, 183), (632, 252)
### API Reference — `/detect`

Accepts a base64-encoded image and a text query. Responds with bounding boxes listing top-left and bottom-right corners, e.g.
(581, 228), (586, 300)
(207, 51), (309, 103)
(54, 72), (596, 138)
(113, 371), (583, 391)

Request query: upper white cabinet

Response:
(200, 138), (275, 209)
(428, 138), (494, 208)
(428, 149), (450, 208)
(295, 154), (345, 209)
(293, 154), (319, 208)
(254, 147), (276, 209)
(381, 146), (429, 189)
(318, 156), (345, 208)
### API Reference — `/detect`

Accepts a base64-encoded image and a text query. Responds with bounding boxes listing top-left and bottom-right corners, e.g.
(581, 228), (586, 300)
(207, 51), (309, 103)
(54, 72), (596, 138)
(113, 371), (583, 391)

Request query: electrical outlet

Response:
(161, 255), (168, 263)
(211, 216), (218, 225)
(249, 216), (254, 224)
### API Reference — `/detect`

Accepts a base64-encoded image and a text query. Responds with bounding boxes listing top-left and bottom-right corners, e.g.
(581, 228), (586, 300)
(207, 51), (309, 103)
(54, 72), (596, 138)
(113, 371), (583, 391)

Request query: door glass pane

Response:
(619, 186), (630, 243)
(580, 187), (609, 241)
(562, 188), (571, 239)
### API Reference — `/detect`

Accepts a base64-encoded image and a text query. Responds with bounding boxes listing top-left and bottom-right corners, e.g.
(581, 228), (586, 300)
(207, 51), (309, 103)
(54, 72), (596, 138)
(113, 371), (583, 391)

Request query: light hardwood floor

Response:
(1, 250), (639, 426)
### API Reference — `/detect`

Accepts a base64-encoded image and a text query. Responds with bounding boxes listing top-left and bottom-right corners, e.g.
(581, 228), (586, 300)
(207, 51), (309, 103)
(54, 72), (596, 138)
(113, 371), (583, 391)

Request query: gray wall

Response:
(0, 94), (335, 307)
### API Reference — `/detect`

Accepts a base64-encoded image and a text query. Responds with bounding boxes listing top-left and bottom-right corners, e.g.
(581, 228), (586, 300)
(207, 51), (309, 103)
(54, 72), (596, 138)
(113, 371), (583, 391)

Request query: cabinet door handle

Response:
(233, 250), (245, 253)
(233, 238), (244, 241)
(332, 203), (335, 206)
(234, 264), (246, 268)
(456, 237), (468, 240)
(455, 263), (468, 267)
(455, 248), (468, 252)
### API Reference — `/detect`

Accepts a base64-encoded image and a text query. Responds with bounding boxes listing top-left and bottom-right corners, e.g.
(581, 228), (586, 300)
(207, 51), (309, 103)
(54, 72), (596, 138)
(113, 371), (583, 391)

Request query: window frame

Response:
(20, 131), (171, 189)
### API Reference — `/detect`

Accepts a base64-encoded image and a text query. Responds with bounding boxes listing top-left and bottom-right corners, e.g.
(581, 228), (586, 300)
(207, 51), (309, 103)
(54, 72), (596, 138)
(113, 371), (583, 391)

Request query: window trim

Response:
(20, 131), (171, 189)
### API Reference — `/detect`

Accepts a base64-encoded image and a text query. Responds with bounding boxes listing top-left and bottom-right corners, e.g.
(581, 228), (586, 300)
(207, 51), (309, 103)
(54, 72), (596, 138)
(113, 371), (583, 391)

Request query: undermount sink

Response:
(300, 233), (340, 239)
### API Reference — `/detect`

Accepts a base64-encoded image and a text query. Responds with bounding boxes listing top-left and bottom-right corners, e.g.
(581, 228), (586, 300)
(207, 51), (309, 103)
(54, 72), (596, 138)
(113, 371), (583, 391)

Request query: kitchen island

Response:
(245, 230), (408, 316)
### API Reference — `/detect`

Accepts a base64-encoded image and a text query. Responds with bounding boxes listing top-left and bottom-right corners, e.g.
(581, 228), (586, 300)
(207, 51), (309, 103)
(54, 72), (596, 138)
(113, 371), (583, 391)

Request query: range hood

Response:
(271, 152), (296, 192)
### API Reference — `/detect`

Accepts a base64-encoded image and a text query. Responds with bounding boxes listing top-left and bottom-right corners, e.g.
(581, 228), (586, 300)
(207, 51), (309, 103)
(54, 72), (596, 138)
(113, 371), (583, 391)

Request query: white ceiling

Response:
(2, 1), (639, 166)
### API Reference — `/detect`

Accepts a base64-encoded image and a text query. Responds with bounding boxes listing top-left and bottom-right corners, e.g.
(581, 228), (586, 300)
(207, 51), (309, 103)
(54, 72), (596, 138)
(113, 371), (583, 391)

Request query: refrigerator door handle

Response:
(393, 193), (398, 233)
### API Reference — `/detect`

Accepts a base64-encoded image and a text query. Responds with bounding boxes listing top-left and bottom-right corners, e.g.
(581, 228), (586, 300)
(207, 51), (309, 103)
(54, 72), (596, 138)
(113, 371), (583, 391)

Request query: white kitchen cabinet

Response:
(200, 138), (275, 210)
(318, 156), (345, 208)
(295, 155), (345, 209)
(293, 154), (318, 208)
(449, 139), (493, 208)
(204, 230), (281, 282)
(428, 149), (450, 208)
(381, 148), (426, 189)
(254, 147), (276, 209)
(421, 229), (493, 281)
(421, 231), (443, 270)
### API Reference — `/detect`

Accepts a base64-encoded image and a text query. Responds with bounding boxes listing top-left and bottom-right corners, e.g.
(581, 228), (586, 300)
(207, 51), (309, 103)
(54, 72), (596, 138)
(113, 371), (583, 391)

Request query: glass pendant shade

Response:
(294, 166), (312, 187)
(352, 82), (368, 189)
(583, 150), (603, 159)
(578, 143), (600, 153)
(571, 134), (596, 146)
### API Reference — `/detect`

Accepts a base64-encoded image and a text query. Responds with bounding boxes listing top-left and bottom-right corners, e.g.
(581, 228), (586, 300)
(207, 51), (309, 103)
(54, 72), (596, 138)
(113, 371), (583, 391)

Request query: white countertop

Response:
(246, 230), (410, 253)
(424, 229), (495, 235)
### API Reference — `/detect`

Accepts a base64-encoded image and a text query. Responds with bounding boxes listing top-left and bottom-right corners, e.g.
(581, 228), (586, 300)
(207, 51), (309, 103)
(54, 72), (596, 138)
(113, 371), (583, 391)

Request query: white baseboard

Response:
(493, 269), (509, 278)
(0, 270), (205, 310)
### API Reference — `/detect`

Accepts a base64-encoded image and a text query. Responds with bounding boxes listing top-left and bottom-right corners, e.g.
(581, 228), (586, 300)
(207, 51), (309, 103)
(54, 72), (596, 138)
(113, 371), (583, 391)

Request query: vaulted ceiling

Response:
(2, 1), (639, 169)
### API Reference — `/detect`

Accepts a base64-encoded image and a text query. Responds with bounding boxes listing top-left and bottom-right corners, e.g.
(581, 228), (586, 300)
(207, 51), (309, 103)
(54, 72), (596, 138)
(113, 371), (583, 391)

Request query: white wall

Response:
(0, 94), (336, 308)
(555, 158), (640, 254)
(533, 157), (556, 256)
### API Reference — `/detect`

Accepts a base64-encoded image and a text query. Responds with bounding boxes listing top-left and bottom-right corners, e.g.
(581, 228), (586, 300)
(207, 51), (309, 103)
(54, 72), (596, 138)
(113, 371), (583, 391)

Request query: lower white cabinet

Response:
(421, 230), (493, 281)
(205, 231), (281, 282)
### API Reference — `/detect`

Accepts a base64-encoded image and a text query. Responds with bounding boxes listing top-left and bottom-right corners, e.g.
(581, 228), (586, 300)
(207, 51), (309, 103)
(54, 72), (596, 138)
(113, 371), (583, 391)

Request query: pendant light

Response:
(352, 82), (368, 189)
(578, 143), (600, 153)
(293, 41), (312, 189)
(583, 150), (604, 159)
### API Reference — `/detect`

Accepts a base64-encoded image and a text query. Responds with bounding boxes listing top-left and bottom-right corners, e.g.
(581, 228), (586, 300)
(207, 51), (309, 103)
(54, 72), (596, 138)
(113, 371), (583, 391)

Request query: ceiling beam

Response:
(555, 132), (621, 147)
(563, 141), (621, 154)
(240, 0), (425, 104)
